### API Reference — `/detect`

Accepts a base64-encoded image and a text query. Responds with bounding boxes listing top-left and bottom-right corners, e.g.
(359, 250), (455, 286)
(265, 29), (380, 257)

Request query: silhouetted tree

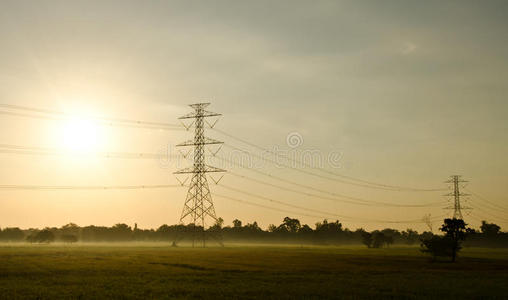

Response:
(28, 229), (55, 243)
(9, 217), (505, 246)
(441, 218), (472, 262)
(232, 219), (242, 228)
(481, 221), (500, 236)
(281, 217), (301, 233)
(421, 218), (472, 262)
(111, 223), (132, 241)
(372, 231), (392, 248)
(401, 229), (419, 245)
(299, 224), (313, 234)
(372, 232), (385, 248)
(361, 231), (373, 248)
(420, 235), (454, 260)
(245, 221), (261, 231)
(209, 217), (224, 233)
(314, 220), (344, 244)
(384, 235), (394, 247)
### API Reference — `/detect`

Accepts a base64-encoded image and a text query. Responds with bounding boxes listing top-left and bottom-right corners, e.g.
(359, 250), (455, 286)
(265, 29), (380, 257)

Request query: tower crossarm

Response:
(176, 137), (224, 147)
(174, 165), (226, 174)
(444, 192), (470, 197)
(178, 110), (221, 120)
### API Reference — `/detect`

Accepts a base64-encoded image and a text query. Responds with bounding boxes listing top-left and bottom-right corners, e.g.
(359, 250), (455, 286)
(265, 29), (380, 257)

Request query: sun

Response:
(59, 117), (102, 153)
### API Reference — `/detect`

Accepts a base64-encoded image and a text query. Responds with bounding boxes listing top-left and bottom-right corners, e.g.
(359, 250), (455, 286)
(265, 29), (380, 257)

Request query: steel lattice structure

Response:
(445, 175), (470, 219)
(174, 103), (225, 247)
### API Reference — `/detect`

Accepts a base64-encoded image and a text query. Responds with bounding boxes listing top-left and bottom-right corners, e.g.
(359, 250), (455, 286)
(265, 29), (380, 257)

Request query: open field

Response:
(1, 244), (508, 299)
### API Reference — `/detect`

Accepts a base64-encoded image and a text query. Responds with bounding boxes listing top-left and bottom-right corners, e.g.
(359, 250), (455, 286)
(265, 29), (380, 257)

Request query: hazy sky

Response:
(0, 0), (507, 231)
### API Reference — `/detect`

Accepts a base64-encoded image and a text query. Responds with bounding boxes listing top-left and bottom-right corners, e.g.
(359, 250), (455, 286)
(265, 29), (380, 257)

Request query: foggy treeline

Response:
(0, 217), (506, 247)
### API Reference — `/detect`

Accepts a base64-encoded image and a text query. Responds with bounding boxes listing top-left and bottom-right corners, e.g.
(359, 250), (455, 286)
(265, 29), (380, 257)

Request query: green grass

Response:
(0, 243), (507, 299)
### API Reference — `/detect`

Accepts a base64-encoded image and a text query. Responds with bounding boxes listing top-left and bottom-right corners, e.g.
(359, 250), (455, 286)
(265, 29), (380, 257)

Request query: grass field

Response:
(0, 243), (507, 299)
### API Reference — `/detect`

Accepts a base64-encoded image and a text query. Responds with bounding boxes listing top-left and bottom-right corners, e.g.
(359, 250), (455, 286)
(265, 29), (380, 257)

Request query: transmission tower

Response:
(174, 103), (225, 247)
(422, 214), (433, 232)
(445, 175), (469, 219)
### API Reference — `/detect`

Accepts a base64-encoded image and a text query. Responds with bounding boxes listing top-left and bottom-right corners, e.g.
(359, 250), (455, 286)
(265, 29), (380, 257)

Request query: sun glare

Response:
(59, 117), (102, 153)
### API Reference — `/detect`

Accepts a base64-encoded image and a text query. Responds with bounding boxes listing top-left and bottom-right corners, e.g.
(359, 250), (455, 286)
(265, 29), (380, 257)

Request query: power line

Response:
(468, 210), (507, 224)
(467, 203), (508, 222)
(221, 142), (445, 193)
(0, 184), (182, 190)
(212, 155), (444, 208)
(215, 192), (445, 224)
(216, 183), (436, 224)
(0, 104), (184, 131)
(227, 170), (444, 208)
(0, 110), (185, 131)
(0, 143), (179, 160)
(465, 188), (508, 213)
(213, 192), (328, 219)
(213, 128), (444, 192)
(468, 200), (508, 218)
(467, 214), (487, 225)
(0, 103), (181, 127)
(218, 183), (351, 219)
(0, 102), (467, 225)
(0, 103), (447, 193)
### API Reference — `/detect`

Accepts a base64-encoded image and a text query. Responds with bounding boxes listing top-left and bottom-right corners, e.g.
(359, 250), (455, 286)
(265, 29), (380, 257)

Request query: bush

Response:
(420, 236), (454, 260)
(26, 229), (55, 244)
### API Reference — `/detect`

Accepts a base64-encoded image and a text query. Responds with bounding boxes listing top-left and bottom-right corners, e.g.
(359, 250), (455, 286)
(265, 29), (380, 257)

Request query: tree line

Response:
(1, 217), (506, 250)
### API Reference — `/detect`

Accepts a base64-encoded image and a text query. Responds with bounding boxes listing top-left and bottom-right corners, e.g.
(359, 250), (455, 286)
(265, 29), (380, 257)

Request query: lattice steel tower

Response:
(174, 103), (225, 247)
(445, 175), (469, 219)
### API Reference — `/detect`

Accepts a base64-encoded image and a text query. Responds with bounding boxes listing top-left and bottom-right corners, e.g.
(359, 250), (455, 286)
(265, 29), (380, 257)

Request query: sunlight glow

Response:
(59, 117), (103, 153)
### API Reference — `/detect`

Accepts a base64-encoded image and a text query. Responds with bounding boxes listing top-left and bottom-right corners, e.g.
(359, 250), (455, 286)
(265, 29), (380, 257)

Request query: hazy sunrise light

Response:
(0, 1), (507, 298)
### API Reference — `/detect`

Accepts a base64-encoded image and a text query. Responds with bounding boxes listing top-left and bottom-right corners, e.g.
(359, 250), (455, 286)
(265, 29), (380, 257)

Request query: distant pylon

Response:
(444, 175), (469, 219)
(422, 214), (433, 232)
(174, 103), (225, 247)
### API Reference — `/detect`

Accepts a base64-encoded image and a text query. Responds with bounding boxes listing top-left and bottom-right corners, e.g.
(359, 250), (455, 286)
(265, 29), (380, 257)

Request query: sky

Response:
(0, 0), (507, 232)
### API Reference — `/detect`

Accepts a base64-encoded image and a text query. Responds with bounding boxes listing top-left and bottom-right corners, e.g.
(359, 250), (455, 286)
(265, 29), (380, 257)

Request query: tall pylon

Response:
(174, 103), (225, 247)
(445, 175), (469, 219)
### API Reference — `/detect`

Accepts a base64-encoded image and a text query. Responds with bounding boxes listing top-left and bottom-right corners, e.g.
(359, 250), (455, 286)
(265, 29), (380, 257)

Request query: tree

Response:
(314, 220), (343, 244)
(481, 221), (500, 236)
(299, 224), (313, 234)
(361, 231), (373, 248)
(281, 217), (301, 233)
(209, 217), (224, 233)
(401, 229), (419, 245)
(371, 231), (392, 248)
(28, 229), (55, 243)
(111, 223), (132, 241)
(440, 218), (471, 262)
(232, 219), (242, 228)
(315, 220), (342, 233)
(420, 235), (454, 260)
(245, 221), (261, 231)
(61, 223), (79, 234)
(421, 218), (472, 262)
